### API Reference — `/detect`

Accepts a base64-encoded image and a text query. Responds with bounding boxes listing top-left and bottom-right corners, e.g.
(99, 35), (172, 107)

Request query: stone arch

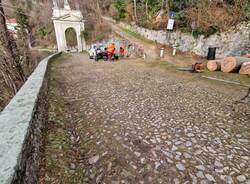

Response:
(65, 27), (77, 51)
(52, 0), (86, 52)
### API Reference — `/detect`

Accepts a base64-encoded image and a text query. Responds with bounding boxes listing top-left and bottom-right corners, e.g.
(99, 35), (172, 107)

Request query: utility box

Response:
(207, 47), (217, 60)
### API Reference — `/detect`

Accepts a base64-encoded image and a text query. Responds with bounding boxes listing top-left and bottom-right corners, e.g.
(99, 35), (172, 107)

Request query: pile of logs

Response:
(207, 56), (250, 76)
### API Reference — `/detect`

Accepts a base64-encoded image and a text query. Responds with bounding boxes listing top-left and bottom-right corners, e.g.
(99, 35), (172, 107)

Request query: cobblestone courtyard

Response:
(39, 54), (250, 184)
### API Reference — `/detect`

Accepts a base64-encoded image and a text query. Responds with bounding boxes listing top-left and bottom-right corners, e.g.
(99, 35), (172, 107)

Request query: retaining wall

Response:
(0, 52), (61, 184)
(120, 21), (250, 58)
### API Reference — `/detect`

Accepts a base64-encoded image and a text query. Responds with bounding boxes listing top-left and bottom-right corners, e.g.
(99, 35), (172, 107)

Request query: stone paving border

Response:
(0, 52), (61, 184)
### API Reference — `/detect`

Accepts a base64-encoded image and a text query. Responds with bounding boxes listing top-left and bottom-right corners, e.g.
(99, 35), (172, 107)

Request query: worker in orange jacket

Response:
(107, 43), (116, 61)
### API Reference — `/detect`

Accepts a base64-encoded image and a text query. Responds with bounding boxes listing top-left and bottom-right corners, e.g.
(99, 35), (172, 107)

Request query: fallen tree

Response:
(221, 57), (250, 73)
(207, 59), (222, 71)
(239, 62), (250, 75)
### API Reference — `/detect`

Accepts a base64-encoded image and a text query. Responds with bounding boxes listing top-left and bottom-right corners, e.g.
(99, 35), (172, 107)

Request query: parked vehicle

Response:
(88, 44), (105, 59)
(95, 47), (109, 62)
(94, 48), (103, 61)
(102, 48), (108, 61)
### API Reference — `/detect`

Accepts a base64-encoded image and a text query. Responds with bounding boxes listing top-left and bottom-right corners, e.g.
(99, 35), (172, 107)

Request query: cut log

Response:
(239, 62), (250, 75)
(221, 57), (250, 73)
(207, 59), (222, 71)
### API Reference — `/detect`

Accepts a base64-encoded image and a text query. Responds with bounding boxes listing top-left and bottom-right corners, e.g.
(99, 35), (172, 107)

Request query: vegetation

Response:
(0, 0), (27, 109)
(112, 0), (250, 37)
(80, 30), (89, 41)
(114, 0), (126, 20)
(120, 27), (154, 44)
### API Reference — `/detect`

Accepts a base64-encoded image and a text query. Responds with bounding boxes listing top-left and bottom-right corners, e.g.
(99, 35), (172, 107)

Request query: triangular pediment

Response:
(55, 13), (83, 22)
(52, 8), (84, 22)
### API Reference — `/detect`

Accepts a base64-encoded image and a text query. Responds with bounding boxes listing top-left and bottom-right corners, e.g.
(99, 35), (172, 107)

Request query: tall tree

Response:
(15, 7), (31, 73)
(134, 0), (137, 21)
(145, 0), (148, 17)
(165, 0), (171, 18)
(161, 0), (165, 9)
(0, 0), (26, 82)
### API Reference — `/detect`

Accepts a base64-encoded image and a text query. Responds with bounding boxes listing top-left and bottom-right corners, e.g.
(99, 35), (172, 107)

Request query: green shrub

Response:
(114, 0), (126, 20)
(192, 27), (204, 38)
(95, 35), (105, 42)
(38, 27), (48, 38)
(15, 8), (29, 29)
(80, 30), (89, 40)
(204, 26), (220, 38)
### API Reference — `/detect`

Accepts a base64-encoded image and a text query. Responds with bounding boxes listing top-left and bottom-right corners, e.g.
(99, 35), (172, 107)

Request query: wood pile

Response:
(207, 56), (250, 76)
(239, 62), (250, 75)
(207, 59), (222, 71)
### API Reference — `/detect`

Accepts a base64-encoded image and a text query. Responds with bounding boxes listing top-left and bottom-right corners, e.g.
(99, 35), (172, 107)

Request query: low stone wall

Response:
(0, 52), (61, 184)
(120, 21), (250, 58)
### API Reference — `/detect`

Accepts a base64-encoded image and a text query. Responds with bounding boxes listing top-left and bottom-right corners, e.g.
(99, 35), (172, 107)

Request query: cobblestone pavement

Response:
(39, 54), (250, 184)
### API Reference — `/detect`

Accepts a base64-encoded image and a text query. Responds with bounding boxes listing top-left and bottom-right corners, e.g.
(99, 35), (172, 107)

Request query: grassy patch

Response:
(36, 50), (53, 58)
(50, 53), (69, 65)
(120, 27), (155, 44)
(147, 60), (250, 87)
(81, 50), (89, 55)
(202, 69), (250, 87)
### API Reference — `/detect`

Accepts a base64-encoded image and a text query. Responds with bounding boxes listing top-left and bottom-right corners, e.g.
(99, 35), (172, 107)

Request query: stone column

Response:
(81, 24), (86, 51)
(53, 21), (64, 52)
(76, 26), (83, 52)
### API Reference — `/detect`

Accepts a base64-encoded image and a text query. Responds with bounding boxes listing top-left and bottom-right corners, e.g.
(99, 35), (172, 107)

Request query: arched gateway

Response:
(52, 0), (86, 52)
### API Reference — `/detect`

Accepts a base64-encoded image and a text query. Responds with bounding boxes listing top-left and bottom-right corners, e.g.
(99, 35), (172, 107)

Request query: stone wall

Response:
(120, 21), (250, 58)
(0, 52), (61, 184)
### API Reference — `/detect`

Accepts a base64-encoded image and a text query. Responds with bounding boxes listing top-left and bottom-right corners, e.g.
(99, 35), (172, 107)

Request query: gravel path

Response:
(40, 54), (250, 184)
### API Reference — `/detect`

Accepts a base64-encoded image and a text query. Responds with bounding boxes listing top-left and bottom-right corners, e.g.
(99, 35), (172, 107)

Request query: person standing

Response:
(107, 43), (115, 61)
(119, 47), (125, 58)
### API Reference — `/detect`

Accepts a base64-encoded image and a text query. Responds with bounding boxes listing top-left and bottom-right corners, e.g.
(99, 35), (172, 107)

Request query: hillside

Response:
(107, 0), (250, 37)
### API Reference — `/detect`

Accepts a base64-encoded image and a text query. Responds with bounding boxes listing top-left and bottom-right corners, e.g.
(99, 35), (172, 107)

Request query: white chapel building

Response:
(52, 0), (86, 52)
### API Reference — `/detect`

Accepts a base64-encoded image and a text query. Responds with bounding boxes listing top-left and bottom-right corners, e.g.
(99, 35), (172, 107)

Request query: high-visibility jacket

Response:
(120, 47), (125, 54)
(108, 45), (115, 53)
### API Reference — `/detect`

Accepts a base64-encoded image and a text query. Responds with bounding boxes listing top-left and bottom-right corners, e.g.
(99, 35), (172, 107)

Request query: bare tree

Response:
(145, 0), (148, 18)
(161, 0), (165, 9)
(165, 0), (170, 18)
(134, 0), (137, 21)
(0, 0), (26, 82)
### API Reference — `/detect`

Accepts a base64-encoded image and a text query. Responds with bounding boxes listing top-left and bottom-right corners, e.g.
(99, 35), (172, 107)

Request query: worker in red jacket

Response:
(119, 47), (125, 58)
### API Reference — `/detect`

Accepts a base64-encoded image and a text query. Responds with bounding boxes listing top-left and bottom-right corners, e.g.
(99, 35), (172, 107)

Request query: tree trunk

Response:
(96, 0), (102, 24)
(0, 57), (19, 95)
(239, 62), (250, 75)
(221, 57), (250, 73)
(0, 0), (26, 82)
(207, 59), (222, 71)
(18, 28), (32, 75)
(27, 26), (33, 49)
(145, 0), (148, 18)
(165, 0), (171, 18)
(134, 0), (137, 21)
